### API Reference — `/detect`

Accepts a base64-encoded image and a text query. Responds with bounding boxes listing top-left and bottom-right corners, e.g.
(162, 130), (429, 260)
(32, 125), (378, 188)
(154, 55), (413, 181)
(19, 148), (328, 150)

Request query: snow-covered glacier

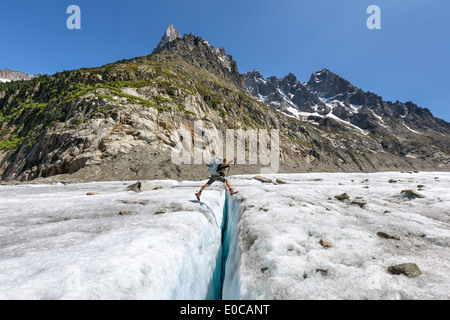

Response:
(0, 172), (449, 300)
(0, 180), (225, 299)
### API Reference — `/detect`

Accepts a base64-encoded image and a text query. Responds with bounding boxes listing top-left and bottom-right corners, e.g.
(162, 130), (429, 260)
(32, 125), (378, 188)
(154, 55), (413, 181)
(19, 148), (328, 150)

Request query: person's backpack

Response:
(207, 157), (222, 176)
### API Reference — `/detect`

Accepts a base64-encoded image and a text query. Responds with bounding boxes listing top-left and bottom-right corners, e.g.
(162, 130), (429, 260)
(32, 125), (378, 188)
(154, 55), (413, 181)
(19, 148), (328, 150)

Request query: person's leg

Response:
(199, 183), (210, 192)
(223, 178), (236, 195)
(217, 176), (232, 191)
(197, 176), (216, 195)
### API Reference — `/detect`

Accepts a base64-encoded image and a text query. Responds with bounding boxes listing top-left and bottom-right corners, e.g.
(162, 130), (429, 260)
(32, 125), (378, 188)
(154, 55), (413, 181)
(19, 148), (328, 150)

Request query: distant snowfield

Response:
(0, 172), (449, 300)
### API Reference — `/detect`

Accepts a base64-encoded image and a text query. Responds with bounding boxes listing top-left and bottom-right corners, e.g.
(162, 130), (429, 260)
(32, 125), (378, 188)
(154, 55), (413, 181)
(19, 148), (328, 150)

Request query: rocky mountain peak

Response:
(247, 69), (264, 80)
(153, 29), (245, 91)
(284, 72), (298, 84)
(244, 70), (324, 113)
(307, 68), (357, 99)
(279, 73), (299, 92)
(0, 68), (42, 82)
(152, 24), (182, 54)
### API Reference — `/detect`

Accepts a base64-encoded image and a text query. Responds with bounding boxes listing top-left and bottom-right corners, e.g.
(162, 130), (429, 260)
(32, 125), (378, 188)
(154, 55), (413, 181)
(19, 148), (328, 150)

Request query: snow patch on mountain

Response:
(327, 112), (369, 135)
(403, 123), (421, 135)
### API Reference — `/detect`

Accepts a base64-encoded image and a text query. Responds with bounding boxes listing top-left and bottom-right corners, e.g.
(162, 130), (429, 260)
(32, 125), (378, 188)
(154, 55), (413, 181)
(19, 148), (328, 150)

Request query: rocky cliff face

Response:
(0, 26), (448, 183)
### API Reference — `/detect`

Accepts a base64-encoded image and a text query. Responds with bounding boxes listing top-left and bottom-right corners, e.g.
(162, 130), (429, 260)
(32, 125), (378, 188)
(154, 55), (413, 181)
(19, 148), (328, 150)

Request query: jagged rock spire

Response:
(152, 24), (181, 54)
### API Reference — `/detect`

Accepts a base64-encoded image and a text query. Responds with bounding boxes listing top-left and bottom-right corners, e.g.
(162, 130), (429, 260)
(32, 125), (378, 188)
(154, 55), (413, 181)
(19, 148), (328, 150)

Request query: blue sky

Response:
(0, 0), (449, 121)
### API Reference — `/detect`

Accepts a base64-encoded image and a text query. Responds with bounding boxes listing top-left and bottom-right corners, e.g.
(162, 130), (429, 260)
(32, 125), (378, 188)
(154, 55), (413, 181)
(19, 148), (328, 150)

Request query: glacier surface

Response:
(0, 172), (449, 300)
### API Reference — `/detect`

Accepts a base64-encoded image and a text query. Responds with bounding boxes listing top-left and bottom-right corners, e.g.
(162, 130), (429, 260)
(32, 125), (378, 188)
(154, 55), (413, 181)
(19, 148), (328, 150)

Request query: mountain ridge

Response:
(0, 25), (448, 183)
(244, 68), (449, 159)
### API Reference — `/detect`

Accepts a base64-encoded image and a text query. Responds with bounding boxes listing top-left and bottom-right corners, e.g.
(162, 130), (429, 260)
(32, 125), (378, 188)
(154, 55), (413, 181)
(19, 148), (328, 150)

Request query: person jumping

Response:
(195, 157), (237, 201)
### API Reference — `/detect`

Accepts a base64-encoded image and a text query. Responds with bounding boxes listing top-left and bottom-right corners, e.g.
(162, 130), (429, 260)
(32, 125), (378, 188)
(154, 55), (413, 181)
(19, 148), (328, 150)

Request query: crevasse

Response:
(206, 190), (242, 300)
(221, 190), (243, 299)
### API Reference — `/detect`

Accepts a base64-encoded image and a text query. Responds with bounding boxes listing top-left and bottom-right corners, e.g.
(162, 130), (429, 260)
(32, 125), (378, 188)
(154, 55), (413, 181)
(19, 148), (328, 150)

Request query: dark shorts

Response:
(206, 175), (228, 185)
